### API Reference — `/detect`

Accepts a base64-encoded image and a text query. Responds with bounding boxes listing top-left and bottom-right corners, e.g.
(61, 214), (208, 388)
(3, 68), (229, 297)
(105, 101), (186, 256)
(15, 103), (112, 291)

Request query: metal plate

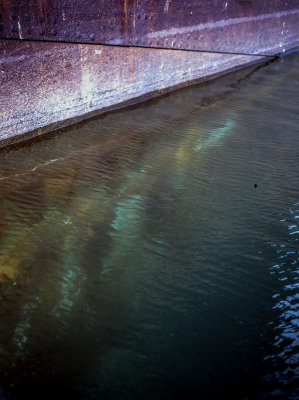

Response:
(0, 1), (299, 55)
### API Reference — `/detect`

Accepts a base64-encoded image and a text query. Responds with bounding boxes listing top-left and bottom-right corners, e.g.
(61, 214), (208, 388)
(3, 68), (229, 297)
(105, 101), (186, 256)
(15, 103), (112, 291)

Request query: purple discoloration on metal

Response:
(0, 1), (299, 146)
(0, 1), (298, 55)
(0, 39), (262, 146)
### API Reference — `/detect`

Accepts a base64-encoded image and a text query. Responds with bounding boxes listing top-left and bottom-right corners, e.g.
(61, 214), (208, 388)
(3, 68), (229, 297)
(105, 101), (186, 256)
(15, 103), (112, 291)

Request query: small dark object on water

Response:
(254, 183), (258, 188)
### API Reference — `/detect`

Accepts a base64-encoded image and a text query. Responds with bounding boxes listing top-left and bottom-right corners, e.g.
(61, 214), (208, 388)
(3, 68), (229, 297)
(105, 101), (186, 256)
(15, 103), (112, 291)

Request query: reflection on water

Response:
(0, 52), (298, 399)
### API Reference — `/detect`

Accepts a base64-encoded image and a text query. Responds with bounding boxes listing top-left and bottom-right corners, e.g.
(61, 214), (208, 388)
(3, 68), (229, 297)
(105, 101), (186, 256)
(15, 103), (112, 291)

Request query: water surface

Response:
(0, 52), (298, 399)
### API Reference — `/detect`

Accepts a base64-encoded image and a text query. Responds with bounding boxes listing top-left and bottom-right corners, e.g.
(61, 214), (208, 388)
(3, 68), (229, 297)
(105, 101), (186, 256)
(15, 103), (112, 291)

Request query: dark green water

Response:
(0, 51), (298, 400)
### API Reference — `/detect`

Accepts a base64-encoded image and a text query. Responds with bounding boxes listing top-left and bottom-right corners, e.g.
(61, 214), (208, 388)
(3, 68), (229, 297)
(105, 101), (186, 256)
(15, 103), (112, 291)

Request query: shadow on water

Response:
(0, 51), (298, 399)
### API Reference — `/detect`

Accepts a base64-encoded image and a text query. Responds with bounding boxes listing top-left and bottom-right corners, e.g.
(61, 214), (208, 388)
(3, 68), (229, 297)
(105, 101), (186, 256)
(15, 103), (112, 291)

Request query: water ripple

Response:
(0, 51), (299, 400)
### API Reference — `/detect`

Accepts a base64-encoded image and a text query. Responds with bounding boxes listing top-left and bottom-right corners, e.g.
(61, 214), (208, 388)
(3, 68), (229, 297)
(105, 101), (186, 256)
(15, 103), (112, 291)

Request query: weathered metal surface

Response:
(0, 39), (262, 147)
(0, 1), (299, 55)
(1, 1), (299, 146)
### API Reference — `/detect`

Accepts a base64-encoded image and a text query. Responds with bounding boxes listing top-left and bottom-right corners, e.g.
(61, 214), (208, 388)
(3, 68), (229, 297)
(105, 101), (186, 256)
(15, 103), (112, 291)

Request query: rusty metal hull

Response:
(1, 0), (299, 55)
(0, 40), (263, 146)
(0, 1), (299, 146)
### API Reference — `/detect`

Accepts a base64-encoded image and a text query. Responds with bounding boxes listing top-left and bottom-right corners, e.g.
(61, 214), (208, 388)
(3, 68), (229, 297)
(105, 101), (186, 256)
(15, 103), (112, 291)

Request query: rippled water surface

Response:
(0, 51), (298, 400)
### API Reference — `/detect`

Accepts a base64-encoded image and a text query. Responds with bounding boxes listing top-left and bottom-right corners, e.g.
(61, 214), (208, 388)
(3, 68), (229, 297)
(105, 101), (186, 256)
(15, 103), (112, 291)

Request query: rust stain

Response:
(133, 0), (137, 42)
(129, 45), (135, 83)
(121, 0), (129, 40)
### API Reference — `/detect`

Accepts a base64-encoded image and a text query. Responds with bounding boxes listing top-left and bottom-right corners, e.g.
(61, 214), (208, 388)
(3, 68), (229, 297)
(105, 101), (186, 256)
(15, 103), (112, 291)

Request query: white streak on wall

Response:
(18, 21), (23, 39)
(164, 0), (171, 13)
(148, 8), (299, 38)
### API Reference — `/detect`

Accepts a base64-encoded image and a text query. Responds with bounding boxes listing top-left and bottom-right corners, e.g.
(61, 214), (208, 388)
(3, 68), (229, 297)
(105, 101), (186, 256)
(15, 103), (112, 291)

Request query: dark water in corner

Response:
(0, 52), (298, 400)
